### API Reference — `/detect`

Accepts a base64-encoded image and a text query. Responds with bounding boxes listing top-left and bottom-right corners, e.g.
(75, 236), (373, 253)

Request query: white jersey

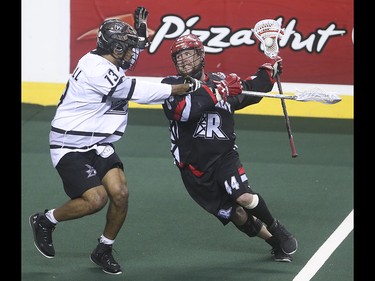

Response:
(49, 51), (172, 167)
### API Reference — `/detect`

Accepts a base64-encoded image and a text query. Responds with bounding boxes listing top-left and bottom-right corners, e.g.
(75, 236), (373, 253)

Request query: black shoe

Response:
(271, 246), (293, 262)
(90, 240), (122, 275)
(29, 210), (56, 258)
(267, 219), (297, 255)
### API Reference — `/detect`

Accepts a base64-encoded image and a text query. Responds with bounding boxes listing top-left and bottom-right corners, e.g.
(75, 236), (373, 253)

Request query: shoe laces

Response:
(39, 221), (55, 244)
(271, 221), (291, 239)
(98, 244), (119, 266)
(277, 224), (292, 238)
(104, 250), (119, 266)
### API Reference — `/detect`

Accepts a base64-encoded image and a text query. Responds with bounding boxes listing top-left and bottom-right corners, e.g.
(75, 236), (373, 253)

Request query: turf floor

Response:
(21, 104), (354, 281)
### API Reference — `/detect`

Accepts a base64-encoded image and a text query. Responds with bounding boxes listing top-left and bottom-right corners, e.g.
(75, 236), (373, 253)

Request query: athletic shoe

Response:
(29, 210), (56, 258)
(90, 240), (122, 275)
(271, 246), (292, 262)
(267, 219), (298, 255)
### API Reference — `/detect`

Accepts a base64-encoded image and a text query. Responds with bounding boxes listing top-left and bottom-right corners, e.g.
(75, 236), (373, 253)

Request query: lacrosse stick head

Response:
(295, 87), (342, 104)
(253, 19), (284, 59)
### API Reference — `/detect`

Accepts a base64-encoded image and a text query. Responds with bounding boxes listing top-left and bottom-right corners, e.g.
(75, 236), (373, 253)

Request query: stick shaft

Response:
(276, 74), (298, 158)
(241, 91), (296, 100)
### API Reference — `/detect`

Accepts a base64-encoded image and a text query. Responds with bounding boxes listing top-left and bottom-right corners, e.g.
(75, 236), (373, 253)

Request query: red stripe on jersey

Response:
(238, 165), (245, 175)
(202, 84), (219, 103)
(188, 164), (204, 177)
(173, 98), (187, 120)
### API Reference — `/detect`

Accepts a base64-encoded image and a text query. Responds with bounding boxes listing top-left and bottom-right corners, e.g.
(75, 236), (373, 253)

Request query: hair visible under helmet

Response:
(96, 19), (142, 70)
(170, 34), (205, 79)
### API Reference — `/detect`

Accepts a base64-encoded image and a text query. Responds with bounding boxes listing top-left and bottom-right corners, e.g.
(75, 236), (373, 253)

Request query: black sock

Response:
(245, 194), (275, 227)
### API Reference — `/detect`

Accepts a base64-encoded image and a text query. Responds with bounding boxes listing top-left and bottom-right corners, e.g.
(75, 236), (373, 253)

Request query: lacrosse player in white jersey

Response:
(29, 7), (201, 275)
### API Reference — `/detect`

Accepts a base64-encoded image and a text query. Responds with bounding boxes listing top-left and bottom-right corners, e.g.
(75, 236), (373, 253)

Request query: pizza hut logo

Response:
(77, 14), (350, 55)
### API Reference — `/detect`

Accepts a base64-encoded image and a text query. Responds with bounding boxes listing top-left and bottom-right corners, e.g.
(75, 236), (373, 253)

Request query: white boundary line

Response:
(293, 209), (354, 281)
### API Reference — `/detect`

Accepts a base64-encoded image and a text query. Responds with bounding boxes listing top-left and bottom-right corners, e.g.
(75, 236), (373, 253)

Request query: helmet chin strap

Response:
(183, 60), (205, 79)
(191, 69), (203, 79)
(186, 62), (204, 79)
(119, 59), (131, 70)
(110, 53), (130, 70)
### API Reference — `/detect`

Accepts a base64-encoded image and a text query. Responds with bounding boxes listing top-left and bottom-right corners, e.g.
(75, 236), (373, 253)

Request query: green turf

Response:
(21, 104), (353, 281)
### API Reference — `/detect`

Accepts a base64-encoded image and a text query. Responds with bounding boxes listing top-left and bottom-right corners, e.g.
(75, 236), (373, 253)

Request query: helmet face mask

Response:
(174, 49), (201, 77)
(97, 19), (141, 70)
(171, 34), (205, 78)
(117, 47), (140, 71)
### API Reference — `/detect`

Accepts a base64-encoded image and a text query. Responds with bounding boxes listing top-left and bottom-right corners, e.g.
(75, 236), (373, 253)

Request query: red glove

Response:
(259, 56), (283, 80)
(213, 73), (243, 102)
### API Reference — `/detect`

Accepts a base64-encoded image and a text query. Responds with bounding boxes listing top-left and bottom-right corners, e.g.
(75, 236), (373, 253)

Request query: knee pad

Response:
(236, 215), (263, 237)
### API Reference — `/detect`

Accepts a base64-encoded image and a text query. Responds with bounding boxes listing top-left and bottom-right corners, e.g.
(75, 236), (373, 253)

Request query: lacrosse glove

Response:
(134, 6), (150, 49)
(184, 76), (202, 93)
(212, 73), (243, 102)
(260, 56), (283, 80)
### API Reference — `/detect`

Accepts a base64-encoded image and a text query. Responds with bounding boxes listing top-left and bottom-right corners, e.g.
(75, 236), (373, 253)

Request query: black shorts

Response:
(55, 145), (123, 199)
(179, 149), (254, 225)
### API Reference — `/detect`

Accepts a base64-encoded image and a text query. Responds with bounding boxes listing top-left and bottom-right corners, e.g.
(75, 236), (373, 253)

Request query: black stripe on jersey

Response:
(108, 77), (125, 98)
(126, 78), (136, 100)
(101, 77), (136, 102)
(102, 76), (125, 102)
(51, 126), (123, 137)
(49, 144), (96, 150)
(49, 142), (112, 150)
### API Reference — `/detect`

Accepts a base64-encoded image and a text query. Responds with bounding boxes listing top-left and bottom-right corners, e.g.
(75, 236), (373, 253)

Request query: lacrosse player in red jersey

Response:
(161, 34), (297, 262)
(28, 8), (202, 276)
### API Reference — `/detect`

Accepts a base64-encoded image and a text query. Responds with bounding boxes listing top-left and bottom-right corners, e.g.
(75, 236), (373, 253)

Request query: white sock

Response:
(100, 235), (115, 245)
(45, 209), (59, 224)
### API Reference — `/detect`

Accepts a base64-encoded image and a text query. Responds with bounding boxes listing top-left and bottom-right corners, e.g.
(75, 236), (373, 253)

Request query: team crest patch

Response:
(85, 164), (97, 178)
(217, 207), (232, 220)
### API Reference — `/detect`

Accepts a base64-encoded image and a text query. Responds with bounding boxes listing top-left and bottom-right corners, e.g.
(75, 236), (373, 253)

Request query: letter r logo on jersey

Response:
(193, 112), (228, 140)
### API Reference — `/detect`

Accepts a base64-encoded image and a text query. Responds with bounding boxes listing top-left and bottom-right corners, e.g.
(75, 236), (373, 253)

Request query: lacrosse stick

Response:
(253, 19), (298, 157)
(242, 87), (342, 104)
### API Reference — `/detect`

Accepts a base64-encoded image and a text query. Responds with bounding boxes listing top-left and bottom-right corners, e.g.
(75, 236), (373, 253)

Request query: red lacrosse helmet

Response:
(170, 34), (205, 78)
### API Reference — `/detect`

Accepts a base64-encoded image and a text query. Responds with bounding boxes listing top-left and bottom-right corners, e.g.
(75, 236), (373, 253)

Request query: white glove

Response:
(184, 76), (202, 93)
